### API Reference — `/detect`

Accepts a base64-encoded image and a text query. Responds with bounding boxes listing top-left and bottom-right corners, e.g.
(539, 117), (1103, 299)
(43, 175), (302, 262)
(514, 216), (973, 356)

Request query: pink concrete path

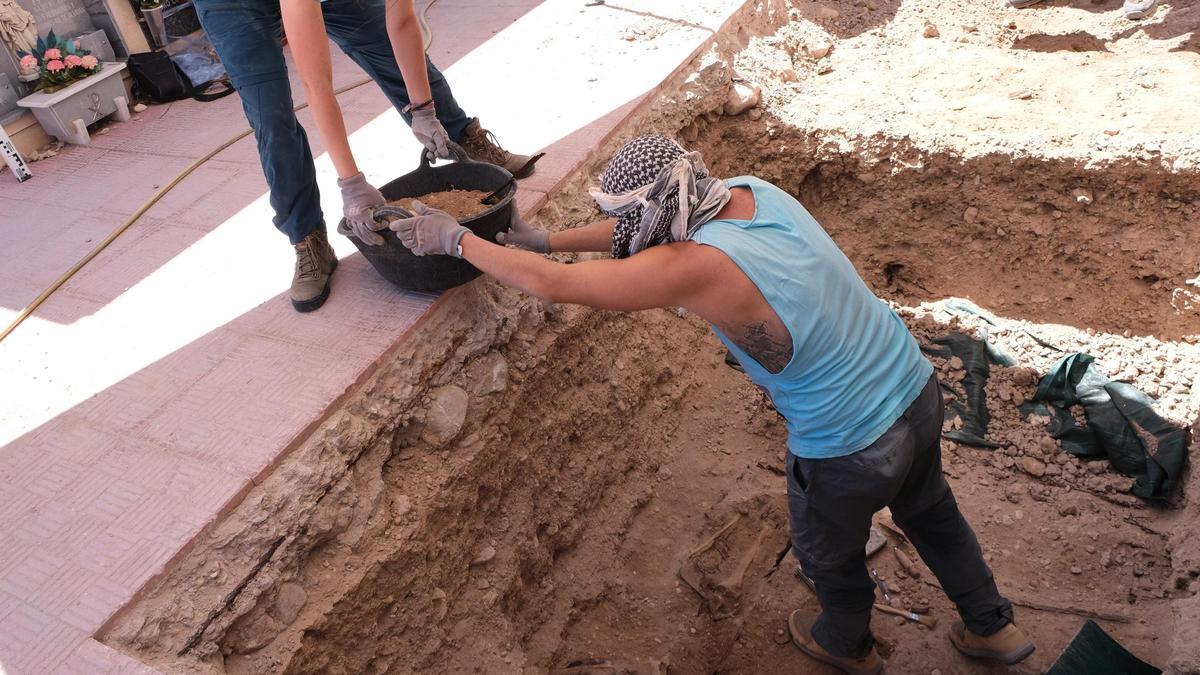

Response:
(0, 1), (745, 671)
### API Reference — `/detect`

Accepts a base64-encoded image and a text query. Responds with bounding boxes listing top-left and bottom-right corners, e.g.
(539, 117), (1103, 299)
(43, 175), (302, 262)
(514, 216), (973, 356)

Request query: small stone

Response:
(1070, 566), (1083, 575)
(471, 545), (497, 566)
(1020, 457), (1047, 478)
(132, 102), (148, 113)
(272, 582), (307, 625)
(922, 21), (940, 38)
(805, 41), (832, 59)
(1009, 89), (1033, 100)
(1071, 188), (1094, 205)
(482, 590), (499, 606)
(1059, 504), (1079, 517)
(724, 80), (762, 116)
(393, 494), (413, 517)
(422, 385), (469, 447)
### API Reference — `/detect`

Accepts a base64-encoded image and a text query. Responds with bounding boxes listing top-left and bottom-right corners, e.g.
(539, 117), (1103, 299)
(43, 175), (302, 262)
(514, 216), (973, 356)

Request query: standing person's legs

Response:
(787, 419), (916, 661)
(193, 0), (324, 244)
(319, 0), (471, 141)
(887, 376), (1015, 636)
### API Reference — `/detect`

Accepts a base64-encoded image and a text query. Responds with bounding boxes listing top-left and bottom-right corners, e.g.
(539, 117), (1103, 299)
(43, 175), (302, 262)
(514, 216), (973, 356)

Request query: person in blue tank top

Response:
(385, 135), (1035, 673)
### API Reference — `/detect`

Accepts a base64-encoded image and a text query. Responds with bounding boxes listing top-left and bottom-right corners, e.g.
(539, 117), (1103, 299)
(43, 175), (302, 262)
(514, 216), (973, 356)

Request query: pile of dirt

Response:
(388, 189), (492, 221)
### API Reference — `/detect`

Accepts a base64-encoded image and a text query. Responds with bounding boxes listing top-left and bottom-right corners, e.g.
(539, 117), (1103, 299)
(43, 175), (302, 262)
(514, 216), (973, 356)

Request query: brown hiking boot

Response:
(788, 610), (884, 675)
(291, 230), (338, 313)
(459, 118), (543, 178)
(949, 621), (1035, 665)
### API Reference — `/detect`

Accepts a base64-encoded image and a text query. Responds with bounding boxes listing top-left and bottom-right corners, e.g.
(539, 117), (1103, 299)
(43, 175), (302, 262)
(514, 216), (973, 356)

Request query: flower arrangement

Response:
(15, 30), (102, 93)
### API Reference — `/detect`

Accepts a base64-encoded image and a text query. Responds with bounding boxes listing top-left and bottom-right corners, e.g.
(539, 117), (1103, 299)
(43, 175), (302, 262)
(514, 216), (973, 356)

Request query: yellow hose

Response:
(0, 0), (439, 343)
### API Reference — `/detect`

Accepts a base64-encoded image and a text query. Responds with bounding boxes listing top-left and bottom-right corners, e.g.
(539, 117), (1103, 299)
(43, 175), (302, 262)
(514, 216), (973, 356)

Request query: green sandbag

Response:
(1046, 620), (1160, 675)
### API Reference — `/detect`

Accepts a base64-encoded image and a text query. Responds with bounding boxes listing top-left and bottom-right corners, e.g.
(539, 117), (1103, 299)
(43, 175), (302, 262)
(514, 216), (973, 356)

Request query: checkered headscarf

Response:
(590, 135), (731, 259)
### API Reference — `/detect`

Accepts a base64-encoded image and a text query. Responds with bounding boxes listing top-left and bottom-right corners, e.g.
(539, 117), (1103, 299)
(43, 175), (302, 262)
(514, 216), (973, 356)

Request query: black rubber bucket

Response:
(337, 141), (514, 292)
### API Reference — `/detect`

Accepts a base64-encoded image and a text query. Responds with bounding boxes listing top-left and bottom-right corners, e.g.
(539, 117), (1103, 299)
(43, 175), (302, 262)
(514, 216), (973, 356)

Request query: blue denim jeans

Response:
(193, 0), (471, 244)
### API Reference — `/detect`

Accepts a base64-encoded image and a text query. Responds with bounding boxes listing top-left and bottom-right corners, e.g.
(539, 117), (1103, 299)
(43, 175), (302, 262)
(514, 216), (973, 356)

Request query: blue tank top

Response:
(692, 176), (933, 459)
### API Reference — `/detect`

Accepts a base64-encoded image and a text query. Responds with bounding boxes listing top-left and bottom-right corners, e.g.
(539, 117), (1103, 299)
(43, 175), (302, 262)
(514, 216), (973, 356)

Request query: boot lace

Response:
(464, 125), (509, 165)
(295, 240), (320, 280)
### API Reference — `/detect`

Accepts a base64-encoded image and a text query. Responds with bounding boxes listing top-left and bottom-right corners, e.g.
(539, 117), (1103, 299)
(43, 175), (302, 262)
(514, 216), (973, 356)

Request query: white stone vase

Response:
(16, 62), (130, 145)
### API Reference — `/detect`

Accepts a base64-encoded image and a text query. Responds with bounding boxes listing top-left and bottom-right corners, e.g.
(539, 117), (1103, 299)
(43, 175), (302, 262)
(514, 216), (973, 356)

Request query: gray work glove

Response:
(410, 106), (451, 161)
(496, 211), (550, 253)
(338, 172), (387, 246)
(388, 200), (469, 257)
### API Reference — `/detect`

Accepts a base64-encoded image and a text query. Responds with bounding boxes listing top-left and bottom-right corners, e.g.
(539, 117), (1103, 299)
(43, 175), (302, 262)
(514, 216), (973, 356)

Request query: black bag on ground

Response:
(127, 51), (234, 103)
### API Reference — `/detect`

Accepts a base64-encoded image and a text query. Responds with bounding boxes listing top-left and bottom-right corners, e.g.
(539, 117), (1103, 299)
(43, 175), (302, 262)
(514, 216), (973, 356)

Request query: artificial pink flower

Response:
(19, 54), (37, 69)
(81, 55), (98, 69)
(45, 59), (64, 72)
(74, 40), (81, 49)
(43, 48), (62, 60)
(64, 54), (83, 67)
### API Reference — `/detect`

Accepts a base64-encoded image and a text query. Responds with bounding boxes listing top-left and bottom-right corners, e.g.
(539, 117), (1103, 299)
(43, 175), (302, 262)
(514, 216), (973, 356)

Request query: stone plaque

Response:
(19, 0), (96, 44)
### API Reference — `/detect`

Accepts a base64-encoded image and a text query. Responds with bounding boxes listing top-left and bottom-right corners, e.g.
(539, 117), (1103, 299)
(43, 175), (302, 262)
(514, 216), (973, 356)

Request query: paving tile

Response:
(55, 639), (162, 674)
(0, 602), (88, 674)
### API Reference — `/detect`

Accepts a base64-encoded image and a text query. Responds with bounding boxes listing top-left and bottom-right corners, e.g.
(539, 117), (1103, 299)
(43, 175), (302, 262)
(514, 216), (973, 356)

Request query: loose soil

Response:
(389, 189), (492, 221)
(103, 0), (1200, 673)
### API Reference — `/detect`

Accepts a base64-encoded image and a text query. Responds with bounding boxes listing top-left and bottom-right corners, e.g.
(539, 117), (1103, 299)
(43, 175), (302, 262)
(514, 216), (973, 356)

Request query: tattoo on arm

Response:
(728, 321), (793, 374)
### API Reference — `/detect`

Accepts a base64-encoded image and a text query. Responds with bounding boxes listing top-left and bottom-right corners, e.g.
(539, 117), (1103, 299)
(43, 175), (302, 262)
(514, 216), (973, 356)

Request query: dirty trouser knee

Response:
(888, 379), (1014, 637)
(787, 375), (1013, 657)
(193, 0), (323, 245)
(321, 0), (471, 143)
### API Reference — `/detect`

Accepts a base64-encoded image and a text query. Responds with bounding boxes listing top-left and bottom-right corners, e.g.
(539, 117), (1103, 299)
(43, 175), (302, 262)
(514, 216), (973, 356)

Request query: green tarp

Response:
(1022, 352), (1188, 504)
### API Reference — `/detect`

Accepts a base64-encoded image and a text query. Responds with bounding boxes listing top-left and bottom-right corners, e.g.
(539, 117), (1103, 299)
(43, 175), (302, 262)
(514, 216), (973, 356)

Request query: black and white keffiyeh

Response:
(590, 134), (731, 259)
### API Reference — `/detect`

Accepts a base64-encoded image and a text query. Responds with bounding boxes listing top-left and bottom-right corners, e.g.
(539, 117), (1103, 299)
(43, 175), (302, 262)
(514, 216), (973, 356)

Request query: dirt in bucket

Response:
(388, 188), (493, 222)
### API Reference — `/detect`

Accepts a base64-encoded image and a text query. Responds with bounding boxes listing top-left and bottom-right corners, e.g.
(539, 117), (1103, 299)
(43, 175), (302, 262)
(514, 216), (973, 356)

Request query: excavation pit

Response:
(101, 1), (1200, 672)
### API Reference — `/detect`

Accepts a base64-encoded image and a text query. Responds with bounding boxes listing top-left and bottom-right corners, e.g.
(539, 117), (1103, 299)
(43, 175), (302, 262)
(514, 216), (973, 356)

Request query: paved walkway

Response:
(0, 1), (745, 671)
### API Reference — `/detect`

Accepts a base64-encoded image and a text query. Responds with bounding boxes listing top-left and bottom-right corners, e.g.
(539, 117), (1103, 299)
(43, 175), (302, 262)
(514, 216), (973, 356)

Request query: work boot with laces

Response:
(459, 118), (543, 178)
(949, 621), (1035, 665)
(291, 230), (338, 313)
(788, 610), (884, 675)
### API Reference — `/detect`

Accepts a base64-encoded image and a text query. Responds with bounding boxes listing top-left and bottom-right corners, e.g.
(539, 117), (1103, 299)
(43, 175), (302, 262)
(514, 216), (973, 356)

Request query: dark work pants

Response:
(193, 0), (471, 244)
(787, 375), (1014, 658)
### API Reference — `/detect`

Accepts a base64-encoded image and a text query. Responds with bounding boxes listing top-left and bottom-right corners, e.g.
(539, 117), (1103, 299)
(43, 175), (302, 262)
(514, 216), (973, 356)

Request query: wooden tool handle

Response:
(874, 602), (938, 629)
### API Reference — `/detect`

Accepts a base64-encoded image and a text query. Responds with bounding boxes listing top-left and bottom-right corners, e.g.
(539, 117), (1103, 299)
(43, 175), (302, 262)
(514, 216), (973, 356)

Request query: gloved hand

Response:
(496, 211), (550, 253)
(388, 200), (469, 257)
(338, 172), (387, 246)
(411, 106), (450, 161)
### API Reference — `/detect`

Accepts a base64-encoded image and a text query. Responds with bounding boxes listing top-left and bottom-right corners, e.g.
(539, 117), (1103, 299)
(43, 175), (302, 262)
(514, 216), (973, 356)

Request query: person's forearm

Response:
(460, 233), (560, 301)
(385, 1), (433, 106)
(307, 88), (359, 178)
(281, 0), (358, 178)
(547, 218), (616, 253)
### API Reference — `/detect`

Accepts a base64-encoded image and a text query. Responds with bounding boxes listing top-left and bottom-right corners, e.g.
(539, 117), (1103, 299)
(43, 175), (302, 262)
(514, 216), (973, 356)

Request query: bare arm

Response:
(280, 1), (359, 179)
(384, 0), (433, 105)
(547, 218), (616, 253)
(459, 233), (705, 311)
